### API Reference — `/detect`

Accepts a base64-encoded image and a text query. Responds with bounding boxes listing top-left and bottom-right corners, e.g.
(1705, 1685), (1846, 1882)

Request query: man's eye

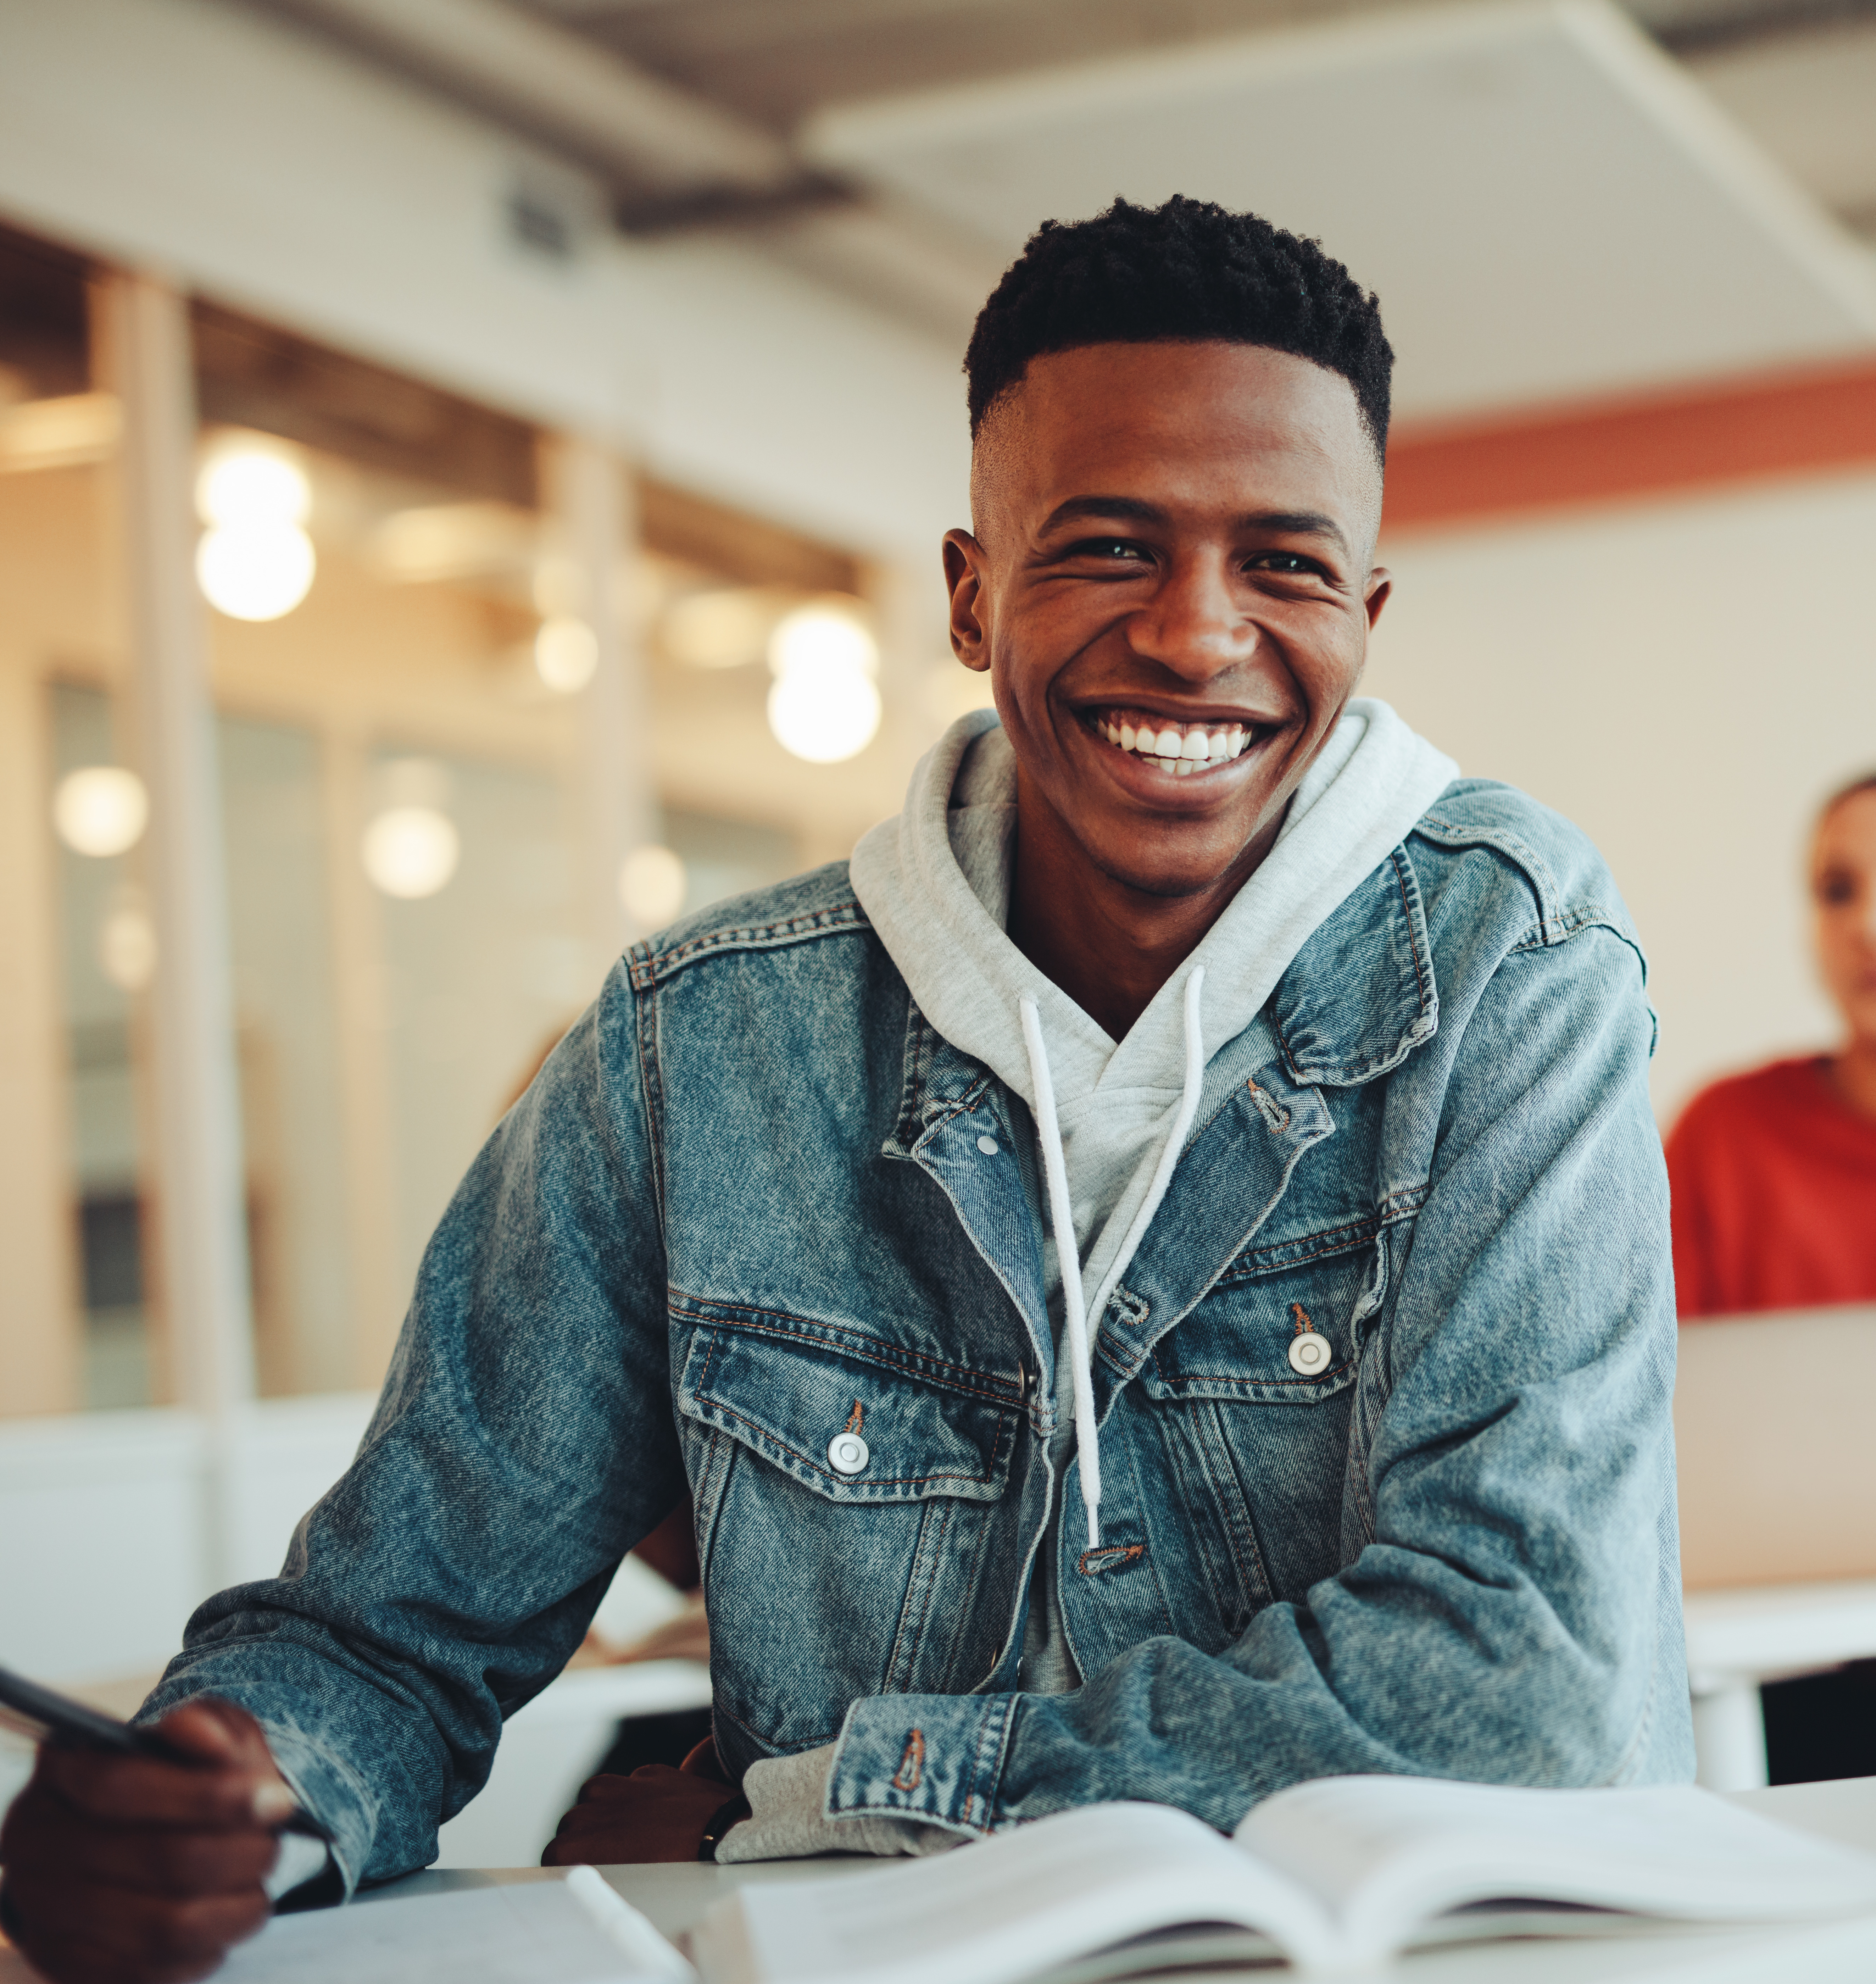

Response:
(1249, 552), (1322, 576)
(1816, 871), (1858, 906)
(1069, 539), (1148, 562)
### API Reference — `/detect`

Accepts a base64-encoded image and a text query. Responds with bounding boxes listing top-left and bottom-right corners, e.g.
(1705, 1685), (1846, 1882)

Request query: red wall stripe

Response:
(1382, 351), (1876, 535)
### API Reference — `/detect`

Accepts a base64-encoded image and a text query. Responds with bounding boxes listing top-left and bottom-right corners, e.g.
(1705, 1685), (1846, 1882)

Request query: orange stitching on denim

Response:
(1245, 1079), (1291, 1133)
(892, 1730), (925, 1793)
(1291, 1303), (1312, 1335)
(1077, 1544), (1144, 1575)
(845, 1401), (863, 1434)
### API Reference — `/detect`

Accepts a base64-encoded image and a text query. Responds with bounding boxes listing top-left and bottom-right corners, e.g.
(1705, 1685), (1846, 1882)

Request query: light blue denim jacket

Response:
(144, 778), (1694, 1890)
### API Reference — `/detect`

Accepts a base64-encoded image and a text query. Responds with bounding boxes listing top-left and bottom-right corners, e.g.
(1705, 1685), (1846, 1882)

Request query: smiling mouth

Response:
(1085, 707), (1265, 778)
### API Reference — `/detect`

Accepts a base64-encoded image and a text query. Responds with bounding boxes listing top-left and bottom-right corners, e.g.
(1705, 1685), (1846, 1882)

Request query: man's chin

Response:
(1087, 845), (1264, 902)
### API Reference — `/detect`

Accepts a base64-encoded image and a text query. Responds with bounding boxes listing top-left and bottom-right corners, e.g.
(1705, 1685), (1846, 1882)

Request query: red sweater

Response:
(1666, 1056), (1876, 1319)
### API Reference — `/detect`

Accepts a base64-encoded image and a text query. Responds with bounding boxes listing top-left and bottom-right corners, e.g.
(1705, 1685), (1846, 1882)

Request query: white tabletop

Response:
(345, 1776), (1876, 1982)
(6, 1778), (1872, 1982)
(1683, 1579), (1876, 1689)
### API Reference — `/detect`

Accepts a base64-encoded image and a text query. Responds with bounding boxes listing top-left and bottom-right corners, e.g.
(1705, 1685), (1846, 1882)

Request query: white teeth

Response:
(1097, 713), (1256, 772)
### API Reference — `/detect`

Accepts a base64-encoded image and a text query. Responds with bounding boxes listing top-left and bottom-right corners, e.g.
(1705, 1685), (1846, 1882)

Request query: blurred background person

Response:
(1667, 774), (1876, 1320)
(1666, 773), (1876, 1785)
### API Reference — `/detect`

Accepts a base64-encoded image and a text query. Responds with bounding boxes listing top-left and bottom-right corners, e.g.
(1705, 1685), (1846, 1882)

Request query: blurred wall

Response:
(1371, 466), (1876, 1122)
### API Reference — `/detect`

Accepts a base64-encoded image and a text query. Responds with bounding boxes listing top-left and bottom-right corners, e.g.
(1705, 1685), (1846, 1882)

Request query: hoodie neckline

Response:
(852, 699), (1458, 1118)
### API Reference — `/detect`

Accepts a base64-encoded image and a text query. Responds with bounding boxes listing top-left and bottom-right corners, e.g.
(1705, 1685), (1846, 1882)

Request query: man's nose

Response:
(1123, 561), (1258, 680)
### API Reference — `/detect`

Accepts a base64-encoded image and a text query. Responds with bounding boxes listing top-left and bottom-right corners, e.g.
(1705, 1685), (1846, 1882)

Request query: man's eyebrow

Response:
(1244, 510), (1350, 555)
(1037, 496), (1349, 555)
(1037, 495), (1168, 533)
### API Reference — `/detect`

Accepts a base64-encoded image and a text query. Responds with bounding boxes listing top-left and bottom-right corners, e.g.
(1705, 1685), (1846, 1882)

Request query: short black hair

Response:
(964, 196), (1393, 462)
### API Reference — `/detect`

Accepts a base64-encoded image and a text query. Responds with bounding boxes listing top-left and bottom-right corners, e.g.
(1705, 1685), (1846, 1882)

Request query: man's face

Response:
(947, 340), (1389, 900)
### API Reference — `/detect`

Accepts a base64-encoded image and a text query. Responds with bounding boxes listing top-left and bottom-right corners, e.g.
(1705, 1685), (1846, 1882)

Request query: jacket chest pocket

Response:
(1135, 1238), (1379, 1612)
(1140, 1239), (1377, 1405)
(674, 1310), (1022, 1762)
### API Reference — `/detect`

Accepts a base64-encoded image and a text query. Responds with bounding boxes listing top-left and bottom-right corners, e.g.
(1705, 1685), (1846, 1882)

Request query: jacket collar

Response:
(883, 838), (1437, 1148)
(884, 838), (1437, 1124)
(1269, 843), (1437, 1088)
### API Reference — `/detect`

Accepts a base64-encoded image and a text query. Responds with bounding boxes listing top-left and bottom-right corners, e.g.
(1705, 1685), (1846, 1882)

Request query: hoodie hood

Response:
(851, 696), (1457, 1544)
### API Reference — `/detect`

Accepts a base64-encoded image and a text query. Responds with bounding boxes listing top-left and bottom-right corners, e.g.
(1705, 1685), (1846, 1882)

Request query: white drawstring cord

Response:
(1017, 966), (1206, 1555)
(1084, 967), (1207, 1339)
(1020, 993), (1102, 1547)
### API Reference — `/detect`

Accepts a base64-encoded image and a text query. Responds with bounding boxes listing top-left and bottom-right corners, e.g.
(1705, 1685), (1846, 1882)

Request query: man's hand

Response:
(542, 1736), (745, 1866)
(0, 1699), (297, 1984)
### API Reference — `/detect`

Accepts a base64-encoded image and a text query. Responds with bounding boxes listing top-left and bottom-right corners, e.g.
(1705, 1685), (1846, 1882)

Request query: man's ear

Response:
(1364, 567), (1392, 632)
(943, 529), (991, 672)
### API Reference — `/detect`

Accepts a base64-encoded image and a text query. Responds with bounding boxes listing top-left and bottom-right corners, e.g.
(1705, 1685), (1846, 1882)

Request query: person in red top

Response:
(1665, 772), (1876, 1786)
(1667, 773), (1876, 1318)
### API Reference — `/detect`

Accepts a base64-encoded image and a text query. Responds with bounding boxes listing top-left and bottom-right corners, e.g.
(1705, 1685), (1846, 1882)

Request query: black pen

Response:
(0, 1662), (329, 1841)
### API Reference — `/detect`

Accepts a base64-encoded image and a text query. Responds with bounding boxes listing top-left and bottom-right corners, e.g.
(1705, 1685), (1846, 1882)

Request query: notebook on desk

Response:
(1675, 1304), (1876, 1590)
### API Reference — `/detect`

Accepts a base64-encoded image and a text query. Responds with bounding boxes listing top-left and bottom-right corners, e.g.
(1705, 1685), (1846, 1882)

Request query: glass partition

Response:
(0, 222), (149, 1414)
(189, 304), (595, 1391)
(1, 226), (900, 1420)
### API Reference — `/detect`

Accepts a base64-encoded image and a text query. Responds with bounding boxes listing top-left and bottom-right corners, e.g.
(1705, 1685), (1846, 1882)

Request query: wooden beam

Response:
(1384, 353), (1876, 536)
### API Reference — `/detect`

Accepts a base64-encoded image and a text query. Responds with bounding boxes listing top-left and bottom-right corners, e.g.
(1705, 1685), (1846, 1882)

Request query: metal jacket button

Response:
(976, 1134), (1000, 1155)
(827, 1431), (870, 1474)
(1287, 1332), (1332, 1377)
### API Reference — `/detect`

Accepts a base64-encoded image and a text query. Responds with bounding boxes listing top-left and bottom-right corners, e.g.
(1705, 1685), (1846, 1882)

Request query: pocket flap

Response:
(1137, 1247), (1371, 1405)
(677, 1313), (1021, 1504)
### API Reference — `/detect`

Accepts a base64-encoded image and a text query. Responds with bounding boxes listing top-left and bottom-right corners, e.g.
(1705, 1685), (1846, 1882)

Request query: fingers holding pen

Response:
(0, 1697), (302, 1984)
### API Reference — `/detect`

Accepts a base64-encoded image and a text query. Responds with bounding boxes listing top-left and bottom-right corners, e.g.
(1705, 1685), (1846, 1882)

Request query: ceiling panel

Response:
(802, 0), (1876, 418)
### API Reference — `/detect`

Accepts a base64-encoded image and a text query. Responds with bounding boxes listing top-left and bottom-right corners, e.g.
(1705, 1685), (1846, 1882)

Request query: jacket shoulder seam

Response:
(627, 898), (869, 989)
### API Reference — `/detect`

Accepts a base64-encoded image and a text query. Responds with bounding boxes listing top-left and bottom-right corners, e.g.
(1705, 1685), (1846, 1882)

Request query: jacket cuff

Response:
(136, 1689), (377, 1900)
(827, 1693), (1019, 1833)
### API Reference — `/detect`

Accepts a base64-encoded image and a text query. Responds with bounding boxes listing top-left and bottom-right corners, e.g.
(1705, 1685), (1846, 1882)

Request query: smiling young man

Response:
(1, 198), (1693, 1980)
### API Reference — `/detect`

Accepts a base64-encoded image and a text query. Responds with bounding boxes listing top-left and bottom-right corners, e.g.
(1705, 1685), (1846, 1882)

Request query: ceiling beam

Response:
(239, 0), (805, 205)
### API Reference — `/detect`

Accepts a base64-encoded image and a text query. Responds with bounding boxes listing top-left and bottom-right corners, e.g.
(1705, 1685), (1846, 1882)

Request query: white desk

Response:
(1685, 1580), (1876, 1791)
(341, 1777), (1876, 1982)
(4, 1779), (1875, 1981)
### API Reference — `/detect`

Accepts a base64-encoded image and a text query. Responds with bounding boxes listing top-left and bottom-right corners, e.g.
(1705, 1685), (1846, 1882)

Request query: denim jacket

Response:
(145, 778), (1694, 1890)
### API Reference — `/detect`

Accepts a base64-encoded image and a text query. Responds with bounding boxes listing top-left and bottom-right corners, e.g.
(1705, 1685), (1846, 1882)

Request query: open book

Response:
(691, 1777), (1876, 1981)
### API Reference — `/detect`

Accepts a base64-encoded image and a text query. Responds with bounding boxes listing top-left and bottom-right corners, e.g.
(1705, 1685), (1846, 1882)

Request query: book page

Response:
(692, 1802), (1340, 1984)
(1238, 1776), (1876, 1969)
(218, 1868), (691, 1984)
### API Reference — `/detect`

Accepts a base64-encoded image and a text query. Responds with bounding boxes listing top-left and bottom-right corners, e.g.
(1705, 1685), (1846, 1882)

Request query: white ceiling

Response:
(803, 0), (1876, 420)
